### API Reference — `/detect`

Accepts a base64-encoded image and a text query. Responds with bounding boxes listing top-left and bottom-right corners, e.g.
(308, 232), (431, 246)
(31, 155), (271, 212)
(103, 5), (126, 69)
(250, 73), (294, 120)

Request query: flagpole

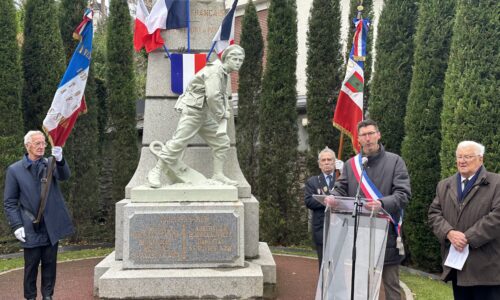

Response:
(187, 0), (191, 52)
(336, 132), (344, 178)
(163, 45), (171, 59)
(206, 41), (216, 61)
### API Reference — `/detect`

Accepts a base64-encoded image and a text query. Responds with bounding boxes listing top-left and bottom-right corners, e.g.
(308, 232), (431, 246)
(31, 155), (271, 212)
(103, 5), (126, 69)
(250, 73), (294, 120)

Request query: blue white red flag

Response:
(136, 0), (188, 53)
(333, 18), (370, 153)
(171, 53), (207, 94)
(73, 8), (93, 40)
(211, 0), (238, 57)
(43, 9), (93, 146)
(148, 0), (188, 32)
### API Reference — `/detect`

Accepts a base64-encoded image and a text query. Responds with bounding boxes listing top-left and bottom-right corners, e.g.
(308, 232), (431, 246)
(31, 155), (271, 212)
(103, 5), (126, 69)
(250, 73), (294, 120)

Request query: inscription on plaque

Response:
(128, 212), (239, 265)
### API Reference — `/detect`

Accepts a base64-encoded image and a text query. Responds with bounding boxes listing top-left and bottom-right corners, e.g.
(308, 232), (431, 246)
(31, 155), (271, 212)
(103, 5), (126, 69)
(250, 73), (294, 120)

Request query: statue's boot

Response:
(212, 158), (238, 186)
(147, 160), (166, 188)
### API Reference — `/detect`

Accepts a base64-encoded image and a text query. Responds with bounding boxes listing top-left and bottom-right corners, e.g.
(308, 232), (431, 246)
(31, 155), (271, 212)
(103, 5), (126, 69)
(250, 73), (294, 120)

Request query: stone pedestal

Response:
(123, 201), (245, 269)
(93, 1), (275, 298)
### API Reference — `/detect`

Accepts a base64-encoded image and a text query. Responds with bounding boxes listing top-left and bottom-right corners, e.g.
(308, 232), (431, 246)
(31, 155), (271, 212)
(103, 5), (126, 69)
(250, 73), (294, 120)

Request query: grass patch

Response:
(0, 247), (113, 273)
(270, 246), (317, 258)
(400, 270), (453, 300)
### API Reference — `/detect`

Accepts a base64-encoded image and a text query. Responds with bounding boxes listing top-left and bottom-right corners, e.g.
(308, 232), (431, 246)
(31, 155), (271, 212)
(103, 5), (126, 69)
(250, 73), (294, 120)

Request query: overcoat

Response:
(428, 166), (500, 286)
(333, 145), (411, 265)
(304, 174), (334, 246)
(4, 155), (74, 248)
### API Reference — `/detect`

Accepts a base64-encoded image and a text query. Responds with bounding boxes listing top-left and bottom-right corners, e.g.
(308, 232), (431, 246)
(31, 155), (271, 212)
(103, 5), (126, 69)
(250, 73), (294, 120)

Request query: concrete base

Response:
(95, 243), (276, 299)
(131, 184), (238, 202)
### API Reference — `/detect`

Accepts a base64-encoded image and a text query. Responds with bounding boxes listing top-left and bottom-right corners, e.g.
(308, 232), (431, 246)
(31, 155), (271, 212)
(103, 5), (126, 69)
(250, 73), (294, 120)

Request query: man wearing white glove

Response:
(51, 146), (63, 162)
(3, 131), (74, 300)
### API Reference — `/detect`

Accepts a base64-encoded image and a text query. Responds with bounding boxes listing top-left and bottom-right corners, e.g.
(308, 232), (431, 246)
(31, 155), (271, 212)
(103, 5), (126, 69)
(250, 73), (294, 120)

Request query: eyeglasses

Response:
(358, 131), (378, 138)
(456, 155), (479, 161)
(30, 141), (47, 147)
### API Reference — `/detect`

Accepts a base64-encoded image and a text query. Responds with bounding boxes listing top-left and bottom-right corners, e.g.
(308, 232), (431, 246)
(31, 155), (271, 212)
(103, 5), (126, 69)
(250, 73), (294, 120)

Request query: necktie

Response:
(326, 175), (333, 189)
(462, 178), (469, 191)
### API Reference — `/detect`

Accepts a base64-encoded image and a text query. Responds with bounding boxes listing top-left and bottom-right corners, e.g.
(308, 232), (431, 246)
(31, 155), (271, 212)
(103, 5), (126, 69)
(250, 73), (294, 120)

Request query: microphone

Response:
(361, 157), (368, 167)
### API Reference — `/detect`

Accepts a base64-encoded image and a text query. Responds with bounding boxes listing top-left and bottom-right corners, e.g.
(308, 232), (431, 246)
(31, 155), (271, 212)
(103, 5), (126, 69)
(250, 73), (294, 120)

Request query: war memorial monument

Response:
(92, 1), (276, 298)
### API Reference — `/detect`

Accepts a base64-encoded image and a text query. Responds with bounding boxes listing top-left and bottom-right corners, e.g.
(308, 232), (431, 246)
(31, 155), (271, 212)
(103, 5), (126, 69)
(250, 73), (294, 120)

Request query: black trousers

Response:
(23, 243), (58, 299)
(316, 243), (323, 271)
(451, 271), (500, 300)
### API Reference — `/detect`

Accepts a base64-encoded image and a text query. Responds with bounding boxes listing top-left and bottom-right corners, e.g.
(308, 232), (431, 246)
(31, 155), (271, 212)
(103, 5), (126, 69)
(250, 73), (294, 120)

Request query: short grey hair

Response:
(221, 44), (245, 62)
(457, 140), (485, 157)
(317, 146), (336, 161)
(24, 130), (44, 145)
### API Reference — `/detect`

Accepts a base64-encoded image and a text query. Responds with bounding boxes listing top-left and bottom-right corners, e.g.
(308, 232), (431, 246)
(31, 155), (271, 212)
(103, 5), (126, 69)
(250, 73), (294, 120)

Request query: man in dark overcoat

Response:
(429, 140), (500, 300)
(3, 130), (74, 300)
(325, 119), (411, 300)
(304, 146), (343, 269)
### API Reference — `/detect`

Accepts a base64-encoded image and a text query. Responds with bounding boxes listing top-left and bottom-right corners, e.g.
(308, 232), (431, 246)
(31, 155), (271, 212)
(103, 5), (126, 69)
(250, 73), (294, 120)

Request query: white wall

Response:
(231, 0), (384, 97)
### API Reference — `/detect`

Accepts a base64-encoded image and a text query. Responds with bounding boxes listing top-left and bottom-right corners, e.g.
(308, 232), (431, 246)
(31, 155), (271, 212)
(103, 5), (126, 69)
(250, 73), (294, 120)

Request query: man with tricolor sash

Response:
(325, 119), (411, 300)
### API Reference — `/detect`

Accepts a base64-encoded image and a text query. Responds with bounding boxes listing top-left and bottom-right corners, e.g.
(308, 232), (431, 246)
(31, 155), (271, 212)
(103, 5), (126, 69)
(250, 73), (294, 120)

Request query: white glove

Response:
(14, 227), (26, 242)
(52, 146), (63, 162)
(335, 159), (344, 171)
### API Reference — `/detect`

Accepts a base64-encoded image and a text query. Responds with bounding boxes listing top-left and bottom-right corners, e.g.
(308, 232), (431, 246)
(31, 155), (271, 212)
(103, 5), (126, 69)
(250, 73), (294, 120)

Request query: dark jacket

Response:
(333, 145), (411, 265)
(428, 167), (500, 286)
(4, 155), (74, 248)
(304, 174), (334, 246)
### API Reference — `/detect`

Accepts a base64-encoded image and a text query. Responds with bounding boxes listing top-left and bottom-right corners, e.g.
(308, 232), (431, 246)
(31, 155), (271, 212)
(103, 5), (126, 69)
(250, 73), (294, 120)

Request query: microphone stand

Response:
(350, 155), (367, 300)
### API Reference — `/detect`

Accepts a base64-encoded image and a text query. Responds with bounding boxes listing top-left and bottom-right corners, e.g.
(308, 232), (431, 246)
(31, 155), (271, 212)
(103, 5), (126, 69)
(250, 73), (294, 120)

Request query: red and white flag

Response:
(134, 0), (164, 52)
(333, 18), (369, 153)
(43, 9), (93, 146)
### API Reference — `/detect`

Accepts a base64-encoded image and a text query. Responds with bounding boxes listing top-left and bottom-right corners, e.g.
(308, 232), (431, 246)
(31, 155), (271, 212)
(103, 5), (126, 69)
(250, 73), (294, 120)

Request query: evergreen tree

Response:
(440, 0), (499, 177)
(0, 0), (24, 245)
(345, 0), (373, 115)
(367, 0), (418, 154)
(258, 0), (307, 245)
(106, 0), (138, 204)
(59, 0), (87, 60)
(236, 0), (263, 191)
(305, 0), (343, 174)
(401, 0), (456, 273)
(58, 1), (101, 242)
(21, 0), (65, 131)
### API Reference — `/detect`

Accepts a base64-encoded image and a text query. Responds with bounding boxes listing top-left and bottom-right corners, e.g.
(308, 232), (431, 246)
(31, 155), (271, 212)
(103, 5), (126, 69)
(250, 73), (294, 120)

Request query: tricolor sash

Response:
(350, 154), (404, 254)
(351, 153), (383, 200)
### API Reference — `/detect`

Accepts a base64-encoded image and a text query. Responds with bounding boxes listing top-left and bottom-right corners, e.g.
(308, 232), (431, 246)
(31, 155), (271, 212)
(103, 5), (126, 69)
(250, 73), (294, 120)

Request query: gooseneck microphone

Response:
(361, 156), (368, 169)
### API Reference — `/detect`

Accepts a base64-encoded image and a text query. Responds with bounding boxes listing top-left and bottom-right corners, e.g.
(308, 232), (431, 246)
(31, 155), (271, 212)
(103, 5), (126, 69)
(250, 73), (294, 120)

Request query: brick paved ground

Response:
(0, 255), (319, 300)
(0, 254), (399, 300)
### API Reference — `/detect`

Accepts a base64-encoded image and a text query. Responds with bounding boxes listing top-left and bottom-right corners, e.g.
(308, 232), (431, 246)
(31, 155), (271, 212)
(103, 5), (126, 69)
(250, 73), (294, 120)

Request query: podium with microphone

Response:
(313, 154), (392, 300)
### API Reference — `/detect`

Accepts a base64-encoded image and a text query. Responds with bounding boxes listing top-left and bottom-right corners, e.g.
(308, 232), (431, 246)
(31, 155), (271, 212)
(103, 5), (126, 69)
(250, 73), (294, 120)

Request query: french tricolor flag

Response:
(134, 0), (164, 52)
(43, 9), (93, 146)
(171, 53), (207, 94)
(134, 0), (188, 53)
(211, 0), (238, 57)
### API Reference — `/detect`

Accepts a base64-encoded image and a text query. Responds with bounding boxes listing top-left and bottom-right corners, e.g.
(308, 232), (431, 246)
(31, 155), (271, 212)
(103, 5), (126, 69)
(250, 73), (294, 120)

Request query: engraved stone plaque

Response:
(123, 202), (244, 269)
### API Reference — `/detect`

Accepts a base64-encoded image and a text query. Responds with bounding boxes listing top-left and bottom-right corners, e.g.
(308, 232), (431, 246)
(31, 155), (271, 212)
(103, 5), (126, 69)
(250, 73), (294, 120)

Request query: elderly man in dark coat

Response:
(3, 130), (74, 300)
(304, 146), (343, 270)
(429, 141), (500, 300)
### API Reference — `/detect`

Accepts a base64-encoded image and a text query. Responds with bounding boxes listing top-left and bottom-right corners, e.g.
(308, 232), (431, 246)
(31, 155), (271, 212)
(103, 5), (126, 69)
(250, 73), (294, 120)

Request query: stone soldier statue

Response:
(148, 45), (245, 188)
